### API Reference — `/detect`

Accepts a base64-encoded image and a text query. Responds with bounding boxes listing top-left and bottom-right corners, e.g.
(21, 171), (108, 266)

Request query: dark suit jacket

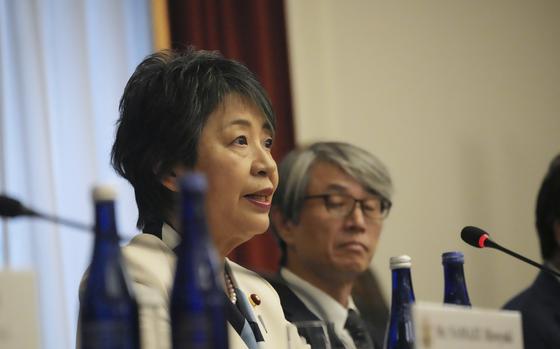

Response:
(265, 274), (384, 349)
(503, 270), (560, 349)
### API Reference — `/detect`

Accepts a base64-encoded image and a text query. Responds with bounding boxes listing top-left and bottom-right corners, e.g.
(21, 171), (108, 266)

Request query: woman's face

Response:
(193, 94), (278, 256)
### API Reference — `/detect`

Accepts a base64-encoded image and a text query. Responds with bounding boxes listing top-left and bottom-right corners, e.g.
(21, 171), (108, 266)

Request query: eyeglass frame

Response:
(302, 192), (392, 221)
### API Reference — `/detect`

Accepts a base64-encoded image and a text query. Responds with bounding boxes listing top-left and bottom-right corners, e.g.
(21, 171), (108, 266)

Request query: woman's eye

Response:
(264, 137), (273, 149)
(233, 136), (248, 145)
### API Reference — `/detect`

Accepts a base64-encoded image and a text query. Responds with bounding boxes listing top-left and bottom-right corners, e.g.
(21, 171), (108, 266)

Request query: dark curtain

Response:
(167, 0), (294, 272)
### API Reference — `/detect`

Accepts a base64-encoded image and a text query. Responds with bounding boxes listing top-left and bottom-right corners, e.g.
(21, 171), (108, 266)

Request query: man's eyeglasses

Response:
(303, 193), (391, 221)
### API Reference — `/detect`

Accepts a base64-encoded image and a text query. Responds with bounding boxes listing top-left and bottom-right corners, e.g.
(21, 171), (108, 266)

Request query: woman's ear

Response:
(160, 165), (186, 192)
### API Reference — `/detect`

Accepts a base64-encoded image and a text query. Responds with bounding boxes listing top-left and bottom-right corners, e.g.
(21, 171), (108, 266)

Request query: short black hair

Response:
(536, 154), (560, 260)
(111, 48), (275, 229)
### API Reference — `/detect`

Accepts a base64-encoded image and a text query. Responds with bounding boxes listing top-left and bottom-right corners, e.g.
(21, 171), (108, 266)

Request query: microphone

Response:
(461, 226), (560, 278)
(0, 194), (92, 232)
(0, 195), (37, 217)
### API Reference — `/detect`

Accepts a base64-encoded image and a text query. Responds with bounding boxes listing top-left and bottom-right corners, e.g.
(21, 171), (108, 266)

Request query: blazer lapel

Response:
(225, 261), (265, 348)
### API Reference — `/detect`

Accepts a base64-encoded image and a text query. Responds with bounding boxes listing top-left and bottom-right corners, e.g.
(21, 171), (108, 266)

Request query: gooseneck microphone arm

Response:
(461, 226), (560, 278)
(483, 239), (558, 276)
(30, 211), (92, 232)
(0, 194), (92, 232)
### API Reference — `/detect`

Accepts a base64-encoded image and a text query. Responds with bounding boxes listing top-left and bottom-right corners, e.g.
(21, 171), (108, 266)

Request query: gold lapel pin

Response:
(249, 293), (261, 307)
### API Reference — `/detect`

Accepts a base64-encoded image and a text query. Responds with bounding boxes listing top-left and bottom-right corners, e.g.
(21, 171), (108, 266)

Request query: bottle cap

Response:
(442, 251), (465, 264)
(92, 185), (117, 201)
(390, 255), (412, 269)
(180, 172), (207, 192)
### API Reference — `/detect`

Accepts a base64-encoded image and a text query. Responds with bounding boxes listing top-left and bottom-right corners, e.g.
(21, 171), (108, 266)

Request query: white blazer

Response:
(118, 225), (308, 349)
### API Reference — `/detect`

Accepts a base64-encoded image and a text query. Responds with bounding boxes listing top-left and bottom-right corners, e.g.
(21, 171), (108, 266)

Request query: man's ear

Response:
(160, 165), (186, 192)
(270, 207), (297, 245)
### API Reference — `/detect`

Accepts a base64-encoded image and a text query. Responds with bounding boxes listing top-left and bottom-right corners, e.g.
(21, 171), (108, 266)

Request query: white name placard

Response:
(412, 301), (523, 349)
(0, 270), (40, 349)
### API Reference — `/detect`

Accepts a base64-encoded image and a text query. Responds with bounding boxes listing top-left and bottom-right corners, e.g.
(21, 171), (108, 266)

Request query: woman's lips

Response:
(243, 187), (274, 211)
(244, 195), (272, 211)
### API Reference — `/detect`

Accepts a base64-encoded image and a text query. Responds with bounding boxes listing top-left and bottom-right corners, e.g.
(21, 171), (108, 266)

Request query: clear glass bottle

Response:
(170, 173), (227, 349)
(385, 255), (416, 349)
(79, 185), (140, 349)
(442, 251), (471, 306)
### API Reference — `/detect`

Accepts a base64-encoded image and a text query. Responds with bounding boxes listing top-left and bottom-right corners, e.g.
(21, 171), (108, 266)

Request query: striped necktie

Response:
(344, 309), (374, 349)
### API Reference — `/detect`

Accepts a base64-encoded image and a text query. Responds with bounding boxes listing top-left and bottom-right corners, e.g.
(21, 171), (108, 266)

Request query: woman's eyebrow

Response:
(223, 118), (252, 129)
(223, 119), (274, 135)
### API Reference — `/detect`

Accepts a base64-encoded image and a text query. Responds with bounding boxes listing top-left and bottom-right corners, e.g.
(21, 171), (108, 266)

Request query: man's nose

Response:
(345, 201), (367, 231)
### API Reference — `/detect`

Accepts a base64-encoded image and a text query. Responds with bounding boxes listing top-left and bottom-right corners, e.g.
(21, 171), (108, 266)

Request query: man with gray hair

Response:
(268, 142), (393, 349)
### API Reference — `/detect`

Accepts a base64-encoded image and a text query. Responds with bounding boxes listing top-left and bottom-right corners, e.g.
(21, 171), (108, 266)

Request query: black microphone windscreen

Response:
(0, 195), (33, 217)
(461, 226), (488, 248)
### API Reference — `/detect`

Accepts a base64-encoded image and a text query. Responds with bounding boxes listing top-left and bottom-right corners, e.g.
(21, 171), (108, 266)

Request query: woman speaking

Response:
(108, 48), (306, 349)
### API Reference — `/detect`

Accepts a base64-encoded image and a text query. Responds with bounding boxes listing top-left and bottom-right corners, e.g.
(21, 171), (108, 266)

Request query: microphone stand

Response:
(31, 212), (92, 232)
(485, 239), (560, 278)
(0, 197), (92, 268)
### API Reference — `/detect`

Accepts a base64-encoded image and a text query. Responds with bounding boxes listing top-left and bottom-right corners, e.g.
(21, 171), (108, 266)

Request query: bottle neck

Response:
(390, 267), (415, 308)
(94, 200), (118, 240)
(177, 191), (208, 251)
(443, 261), (471, 305)
(443, 262), (465, 280)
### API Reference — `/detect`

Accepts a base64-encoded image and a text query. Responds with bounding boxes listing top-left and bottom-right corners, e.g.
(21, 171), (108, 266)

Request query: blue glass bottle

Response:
(385, 255), (416, 349)
(170, 173), (228, 349)
(79, 185), (140, 349)
(442, 251), (471, 306)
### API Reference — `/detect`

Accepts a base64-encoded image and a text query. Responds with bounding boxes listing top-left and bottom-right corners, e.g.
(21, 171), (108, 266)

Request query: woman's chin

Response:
(238, 221), (270, 242)
(241, 216), (270, 234)
(243, 225), (268, 240)
(212, 217), (271, 253)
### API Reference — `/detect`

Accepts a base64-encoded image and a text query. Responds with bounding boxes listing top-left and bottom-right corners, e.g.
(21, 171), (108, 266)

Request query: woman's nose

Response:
(251, 146), (277, 178)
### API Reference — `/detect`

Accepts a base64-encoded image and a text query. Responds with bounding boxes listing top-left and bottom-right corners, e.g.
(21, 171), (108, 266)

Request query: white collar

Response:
(280, 267), (358, 333)
(161, 223), (181, 250)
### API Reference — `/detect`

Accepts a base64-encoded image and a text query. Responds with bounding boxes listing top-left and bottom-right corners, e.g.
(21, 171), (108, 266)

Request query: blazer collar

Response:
(161, 223), (181, 250)
(143, 222), (181, 251)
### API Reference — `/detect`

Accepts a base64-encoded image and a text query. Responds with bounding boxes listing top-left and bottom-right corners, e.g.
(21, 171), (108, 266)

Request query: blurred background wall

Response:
(285, 0), (560, 309)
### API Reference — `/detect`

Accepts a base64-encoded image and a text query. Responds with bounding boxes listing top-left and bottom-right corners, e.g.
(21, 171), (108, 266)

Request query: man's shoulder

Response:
(503, 271), (559, 311)
(503, 287), (532, 312)
(503, 272), (560, 349)
(261, 272), (320, 323)
(502, 272), (560, 331)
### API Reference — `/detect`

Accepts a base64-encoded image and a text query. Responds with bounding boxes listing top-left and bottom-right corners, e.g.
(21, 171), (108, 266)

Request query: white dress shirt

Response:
(281, 267), (360, 349)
